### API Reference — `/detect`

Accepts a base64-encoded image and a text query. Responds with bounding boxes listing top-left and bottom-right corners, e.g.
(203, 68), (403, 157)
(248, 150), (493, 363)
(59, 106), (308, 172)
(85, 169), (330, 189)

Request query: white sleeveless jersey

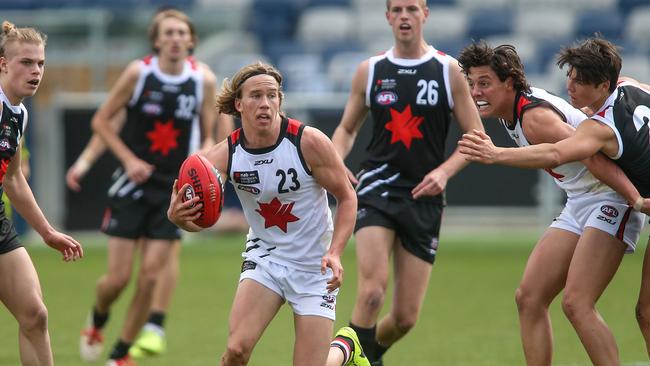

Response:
(227, 117), (334, 272)
(500, 87), (611, 198)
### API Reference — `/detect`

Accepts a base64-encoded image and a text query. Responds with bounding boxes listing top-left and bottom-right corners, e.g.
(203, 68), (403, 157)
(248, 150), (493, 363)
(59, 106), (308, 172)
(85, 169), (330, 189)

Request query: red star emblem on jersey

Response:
(384, 105), (424, 149)
(255, 197), (300, 232)
(146, 119), (181, 156)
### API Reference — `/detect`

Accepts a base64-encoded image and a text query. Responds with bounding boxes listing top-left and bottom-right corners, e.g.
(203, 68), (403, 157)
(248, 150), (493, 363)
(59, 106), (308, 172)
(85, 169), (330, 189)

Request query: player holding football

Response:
(168, 62), (369, 366)
(78, 9), (219, 366)
(0, 20), (83, 366)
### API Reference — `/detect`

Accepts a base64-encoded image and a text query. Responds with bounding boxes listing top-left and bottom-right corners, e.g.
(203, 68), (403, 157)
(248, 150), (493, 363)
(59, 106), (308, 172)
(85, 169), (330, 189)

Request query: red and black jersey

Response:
(0, 86), (27, 185)
(359, 47), (454, 203)
(591, 82), (650, 196)
(123, 55), (204, 186)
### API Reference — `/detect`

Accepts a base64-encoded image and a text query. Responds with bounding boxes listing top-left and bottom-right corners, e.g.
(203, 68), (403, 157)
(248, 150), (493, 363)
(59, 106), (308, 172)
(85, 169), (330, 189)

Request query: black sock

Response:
(92, 306), (109, 329)
(148, 311), (166, 328)
(350, 323), (378, 361)
(109, 339), (132, 360)
(375, 343), (389, 359)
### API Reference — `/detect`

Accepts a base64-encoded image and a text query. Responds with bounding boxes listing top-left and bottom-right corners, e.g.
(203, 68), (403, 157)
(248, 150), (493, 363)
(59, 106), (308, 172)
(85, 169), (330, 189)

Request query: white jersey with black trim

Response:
(500, 87), (610, 198)
(227, 117), (334, 272)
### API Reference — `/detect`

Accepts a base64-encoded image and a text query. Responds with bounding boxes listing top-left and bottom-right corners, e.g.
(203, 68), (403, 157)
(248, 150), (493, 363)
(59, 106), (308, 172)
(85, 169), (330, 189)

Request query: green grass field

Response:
(1, 230), (649, 365)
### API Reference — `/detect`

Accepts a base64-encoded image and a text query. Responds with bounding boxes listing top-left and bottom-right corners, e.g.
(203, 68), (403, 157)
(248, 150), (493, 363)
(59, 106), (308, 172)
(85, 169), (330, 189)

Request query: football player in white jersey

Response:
(458, 40), (647, 366)
(0, 20), (83, 366)
(168, 62), (369, 366)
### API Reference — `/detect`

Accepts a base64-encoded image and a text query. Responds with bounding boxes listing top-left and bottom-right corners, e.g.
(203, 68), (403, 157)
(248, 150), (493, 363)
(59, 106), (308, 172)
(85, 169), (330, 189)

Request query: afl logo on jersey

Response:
(0, 139), (10, 151)
(142, 103), (162, 116)
(600, 205), (619, 218)
(376, 91), (398, 105)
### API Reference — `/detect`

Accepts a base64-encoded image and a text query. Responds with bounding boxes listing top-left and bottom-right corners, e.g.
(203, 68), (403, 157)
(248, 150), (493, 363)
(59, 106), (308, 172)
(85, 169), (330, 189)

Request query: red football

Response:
(177, 154), (224, 228)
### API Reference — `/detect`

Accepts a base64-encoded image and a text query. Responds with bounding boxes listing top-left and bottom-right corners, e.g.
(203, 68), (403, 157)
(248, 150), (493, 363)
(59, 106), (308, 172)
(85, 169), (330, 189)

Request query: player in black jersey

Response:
(331, 1), (483, 364)
(459, 40), (648, 366)
(0, 21), (83, 366)
(77, 9), (219, 366)
(459, 37), (650, 363)
(71, 109), (233, 361)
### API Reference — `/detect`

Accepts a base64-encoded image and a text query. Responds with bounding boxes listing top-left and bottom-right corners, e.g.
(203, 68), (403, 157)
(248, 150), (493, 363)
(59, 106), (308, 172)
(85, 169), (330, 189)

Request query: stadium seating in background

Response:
(277, 53), (330, 93)
(514, 10), (575, 42)
(624, 6), (650, 54)
(575, 9), (623, 40)
(357, 8), (393, 44)
(247, 0), (302, 44)
(295, 6), (356, 53)
(456, 0), (511, 10)
(618, 0), (650, 14)
(215, 52), (270, 82)
(0, 0), (37, 9)
(424, 6), (468, 43)
(327, 51), (368, 92)
(621, 54), (650, 82)
(467, 8), (513, 39)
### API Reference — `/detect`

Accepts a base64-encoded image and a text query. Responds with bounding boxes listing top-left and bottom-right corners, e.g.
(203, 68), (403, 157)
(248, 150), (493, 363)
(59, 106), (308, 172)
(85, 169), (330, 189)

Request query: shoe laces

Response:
(82, 327), (104, 345)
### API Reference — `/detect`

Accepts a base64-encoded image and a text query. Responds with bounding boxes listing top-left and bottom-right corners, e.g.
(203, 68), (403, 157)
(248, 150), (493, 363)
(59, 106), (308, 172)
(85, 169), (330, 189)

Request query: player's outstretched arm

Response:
(4, 147), (83, 261)
(459, 120), (611, 169)
(303, 127), (357, 292)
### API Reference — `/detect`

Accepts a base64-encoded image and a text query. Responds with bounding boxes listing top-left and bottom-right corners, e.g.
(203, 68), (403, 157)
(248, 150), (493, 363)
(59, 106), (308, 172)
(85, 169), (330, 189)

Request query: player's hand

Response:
(321, 252), (343, 292)
(66, 165), (84, 192)
(640, 198), (650, 216)
(167, 180), (203, 232)
(458, 129), (500, 164)
(42, 230), (83, 262)
(344, 166), (358, 186)
(124, 157), (154, 184)
(412, 168), (448, 199)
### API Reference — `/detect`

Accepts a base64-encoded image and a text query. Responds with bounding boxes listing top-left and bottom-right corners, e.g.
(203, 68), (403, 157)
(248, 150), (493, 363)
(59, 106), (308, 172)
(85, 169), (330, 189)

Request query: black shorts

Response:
(355, 195), (442, 264)
(0, 202), (21, 255)
(102, 181), (181, 240)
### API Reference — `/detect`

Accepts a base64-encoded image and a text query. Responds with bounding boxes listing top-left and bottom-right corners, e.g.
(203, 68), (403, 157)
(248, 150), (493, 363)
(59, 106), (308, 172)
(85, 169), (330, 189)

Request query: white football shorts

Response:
(239, 256), (338, 320)
(551, 191), (645, 253)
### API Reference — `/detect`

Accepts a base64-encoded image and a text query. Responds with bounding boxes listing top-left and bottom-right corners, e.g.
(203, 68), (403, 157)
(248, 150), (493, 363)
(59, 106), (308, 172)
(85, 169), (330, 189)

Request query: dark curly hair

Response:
(557, 37), (621, 93)
(458, 40), (530, 93)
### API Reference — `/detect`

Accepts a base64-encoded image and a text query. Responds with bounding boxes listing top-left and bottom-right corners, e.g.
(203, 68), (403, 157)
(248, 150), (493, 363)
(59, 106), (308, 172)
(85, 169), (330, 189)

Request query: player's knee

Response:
(360, 286), (386, 312)
(393, 313), (417, 334)
(18, 302), (48, 333)
(136, 269), (159, 290)
(223, 341), (252, 365)
(561, 292), (590, 321)
(515, 286), (543, 313)
(636, 301), (650, 328)
(101, 271), (131, 291)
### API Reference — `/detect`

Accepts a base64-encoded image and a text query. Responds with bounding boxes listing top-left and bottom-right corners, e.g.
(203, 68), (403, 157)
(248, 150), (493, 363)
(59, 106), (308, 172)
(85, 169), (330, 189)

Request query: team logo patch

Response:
(237, 185), (260, 195)
(320, 294), (336, 310)
(600, 205), (619, 218)
(0, 139), (10, 151)
(376, 91), (398, 105)
(233, 171), (260, 185)
(142, 103), (162, 115)
(241, 260), (257, 273)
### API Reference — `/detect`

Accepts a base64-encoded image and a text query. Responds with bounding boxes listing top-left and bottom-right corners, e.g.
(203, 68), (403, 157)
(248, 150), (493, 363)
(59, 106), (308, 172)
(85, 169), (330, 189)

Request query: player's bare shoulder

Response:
(204, 138), (229, 175)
